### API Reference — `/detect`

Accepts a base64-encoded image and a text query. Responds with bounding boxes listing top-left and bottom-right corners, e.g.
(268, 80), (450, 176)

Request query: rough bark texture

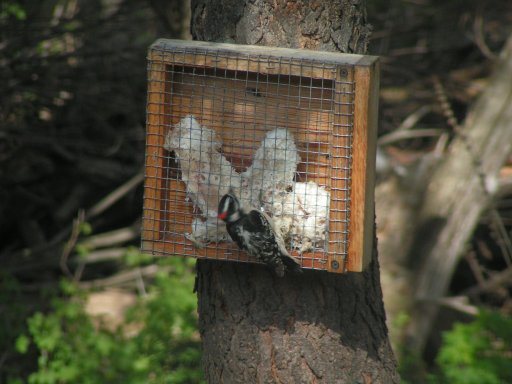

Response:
(191, 0), (372, 53)
(191, 1), (398, 382)
(197, 234), (397, 383)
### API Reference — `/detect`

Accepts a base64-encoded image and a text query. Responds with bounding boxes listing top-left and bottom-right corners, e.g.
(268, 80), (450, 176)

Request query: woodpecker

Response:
(217, 192), (302, 277)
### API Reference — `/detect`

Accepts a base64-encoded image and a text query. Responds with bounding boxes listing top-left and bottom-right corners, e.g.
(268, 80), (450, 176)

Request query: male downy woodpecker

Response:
(217, 192), (302, 277)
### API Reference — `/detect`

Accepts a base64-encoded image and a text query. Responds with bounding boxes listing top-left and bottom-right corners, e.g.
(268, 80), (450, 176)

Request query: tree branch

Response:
(405, 34), (512, 353)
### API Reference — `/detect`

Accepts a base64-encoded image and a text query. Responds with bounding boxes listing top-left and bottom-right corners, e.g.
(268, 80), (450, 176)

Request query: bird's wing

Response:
(257, 211), (291, 257)
(249, 210), (293, 259)
(227, 223), (248, 251)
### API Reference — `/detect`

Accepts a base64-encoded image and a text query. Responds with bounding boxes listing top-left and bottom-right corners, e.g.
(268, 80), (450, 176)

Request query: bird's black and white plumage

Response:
(218, 192), (302, 277)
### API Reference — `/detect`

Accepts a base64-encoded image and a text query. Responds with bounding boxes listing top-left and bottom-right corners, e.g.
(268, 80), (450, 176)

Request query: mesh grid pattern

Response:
(142, 40), (358, 272)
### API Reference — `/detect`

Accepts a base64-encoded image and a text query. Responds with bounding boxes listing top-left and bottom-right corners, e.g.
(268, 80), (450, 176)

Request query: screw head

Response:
(331, 260), (339, 270)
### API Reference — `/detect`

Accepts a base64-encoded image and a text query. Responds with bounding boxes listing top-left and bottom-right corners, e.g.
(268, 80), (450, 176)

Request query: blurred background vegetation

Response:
(1, 0), (511, 383)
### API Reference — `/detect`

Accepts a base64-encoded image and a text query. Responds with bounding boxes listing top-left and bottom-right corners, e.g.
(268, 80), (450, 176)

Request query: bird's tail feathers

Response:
(282, 254), (303, 274)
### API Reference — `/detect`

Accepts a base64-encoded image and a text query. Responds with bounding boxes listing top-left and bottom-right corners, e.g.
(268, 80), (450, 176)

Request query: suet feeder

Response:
(142, 39), (379, 273)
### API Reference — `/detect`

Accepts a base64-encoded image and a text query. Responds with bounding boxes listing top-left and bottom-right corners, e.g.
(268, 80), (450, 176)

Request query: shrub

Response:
(434, 310), (512, 384)
(15, 259), (204, 384)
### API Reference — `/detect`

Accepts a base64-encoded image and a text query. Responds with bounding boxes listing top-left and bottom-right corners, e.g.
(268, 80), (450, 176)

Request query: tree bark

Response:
(191, 0), (371, 53)
(191, 1), (399, 382)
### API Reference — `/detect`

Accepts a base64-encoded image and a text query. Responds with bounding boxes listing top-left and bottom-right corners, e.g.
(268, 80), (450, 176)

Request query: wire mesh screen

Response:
(142, 39), (378, 273)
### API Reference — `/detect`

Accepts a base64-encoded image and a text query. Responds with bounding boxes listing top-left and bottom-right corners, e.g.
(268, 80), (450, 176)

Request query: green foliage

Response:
(15, 259), (203, 384)
(433, 310), (512, 384)
(1, 272), (46, 383)
(399, 310), (512, 384)
(79, 222), (93, 236)
(0, 2), (26, 22)
(123, 247), (154, 267)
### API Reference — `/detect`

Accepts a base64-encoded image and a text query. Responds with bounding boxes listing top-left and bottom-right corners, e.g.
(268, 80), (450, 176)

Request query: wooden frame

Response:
(142, 39), (379, 273)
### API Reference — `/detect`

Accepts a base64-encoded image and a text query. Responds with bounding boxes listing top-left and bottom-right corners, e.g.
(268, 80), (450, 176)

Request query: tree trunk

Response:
(191, 1), (399, 382)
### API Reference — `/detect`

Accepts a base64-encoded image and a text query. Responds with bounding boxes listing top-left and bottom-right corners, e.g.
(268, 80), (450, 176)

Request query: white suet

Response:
(185, 217), (230, 246)
(262, 181), (330, 253)
(165, 118), (330, 252)
(165, 115), (249, 245)
(242, 128), (301, 208)
(164, 115), (243, 218)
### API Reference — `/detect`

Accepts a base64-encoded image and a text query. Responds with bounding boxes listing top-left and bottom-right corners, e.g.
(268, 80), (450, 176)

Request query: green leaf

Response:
(15, 334), (30, 354)
(27, 312), (62, 352)
(79, 222), (93, 236)
(1, 2), (26, 21)
(75, 244), (91, 258)
(59, 279), (78, 296)
(133, 356), (150, 372)
(123, 247), (153, 267)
